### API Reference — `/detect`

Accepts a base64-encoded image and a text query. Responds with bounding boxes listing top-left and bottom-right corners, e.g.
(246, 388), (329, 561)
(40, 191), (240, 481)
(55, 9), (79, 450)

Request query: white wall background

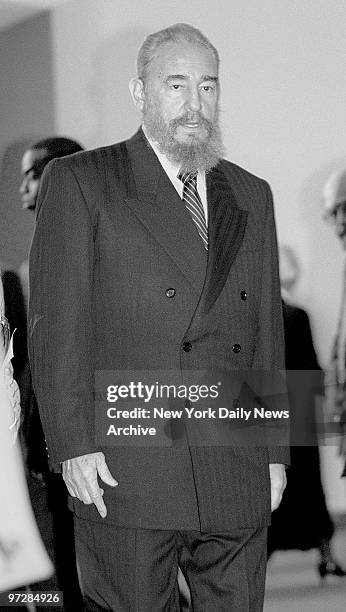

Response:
(0, 12), (54, 270)
(50, 0), (346, 510)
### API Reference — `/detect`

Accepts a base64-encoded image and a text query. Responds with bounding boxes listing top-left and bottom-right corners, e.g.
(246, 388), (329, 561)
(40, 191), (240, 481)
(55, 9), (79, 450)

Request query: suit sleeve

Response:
(28, 159), (97, 471)
(251, 182), (290, 465)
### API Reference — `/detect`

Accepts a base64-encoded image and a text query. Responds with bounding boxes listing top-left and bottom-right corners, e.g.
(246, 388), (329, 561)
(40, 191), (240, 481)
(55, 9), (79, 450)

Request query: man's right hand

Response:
(62, 452), (118, 518)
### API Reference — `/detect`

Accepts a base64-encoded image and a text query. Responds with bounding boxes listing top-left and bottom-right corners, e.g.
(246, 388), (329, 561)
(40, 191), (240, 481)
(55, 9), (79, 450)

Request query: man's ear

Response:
(129, 78), (145, 111)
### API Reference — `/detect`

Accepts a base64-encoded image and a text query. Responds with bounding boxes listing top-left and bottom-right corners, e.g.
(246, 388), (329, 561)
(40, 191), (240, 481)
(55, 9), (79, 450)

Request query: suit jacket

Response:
(28, 128), (289, 530)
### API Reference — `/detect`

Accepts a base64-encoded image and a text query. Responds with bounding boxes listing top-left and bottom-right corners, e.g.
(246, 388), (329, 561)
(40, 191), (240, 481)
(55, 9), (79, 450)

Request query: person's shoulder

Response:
(215, 159), (272, 217)
(50, 140), (128, 173)
(218, 158), (270, 191)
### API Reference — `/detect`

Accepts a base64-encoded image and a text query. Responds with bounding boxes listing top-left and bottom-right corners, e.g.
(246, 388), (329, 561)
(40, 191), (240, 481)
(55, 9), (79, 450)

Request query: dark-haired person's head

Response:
(20, 136), (84, 211)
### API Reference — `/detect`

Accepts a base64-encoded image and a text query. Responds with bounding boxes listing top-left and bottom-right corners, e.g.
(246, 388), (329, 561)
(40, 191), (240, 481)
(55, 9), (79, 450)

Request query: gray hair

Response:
(137, 23), (219, 82)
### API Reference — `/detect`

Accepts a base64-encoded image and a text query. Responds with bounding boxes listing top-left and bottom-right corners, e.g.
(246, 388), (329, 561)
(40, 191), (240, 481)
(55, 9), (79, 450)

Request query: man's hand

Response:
(269, 463), (286, 511)
(62, 452), (118, 518)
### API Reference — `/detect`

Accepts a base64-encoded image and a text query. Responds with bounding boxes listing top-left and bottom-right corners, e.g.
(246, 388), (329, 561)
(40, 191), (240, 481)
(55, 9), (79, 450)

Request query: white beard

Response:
(143, 105), (224, 173)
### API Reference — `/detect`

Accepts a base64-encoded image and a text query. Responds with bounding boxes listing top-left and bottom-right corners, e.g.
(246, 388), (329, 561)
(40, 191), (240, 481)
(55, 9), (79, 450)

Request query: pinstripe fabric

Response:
(178, 171), (208, 250)
(74, 519), (181, 611)
(74, 517), (267, 611)
(30, 128), (289, 533)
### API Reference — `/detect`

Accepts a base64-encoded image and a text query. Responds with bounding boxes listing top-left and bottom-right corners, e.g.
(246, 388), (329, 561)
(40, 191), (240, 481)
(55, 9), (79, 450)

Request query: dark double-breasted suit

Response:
(28, 128), (289, 533)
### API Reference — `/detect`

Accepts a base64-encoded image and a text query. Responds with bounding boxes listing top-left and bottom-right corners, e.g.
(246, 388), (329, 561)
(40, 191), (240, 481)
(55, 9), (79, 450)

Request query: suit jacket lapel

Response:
(125, 130), (207, 295)
(199, 165), (248, 315)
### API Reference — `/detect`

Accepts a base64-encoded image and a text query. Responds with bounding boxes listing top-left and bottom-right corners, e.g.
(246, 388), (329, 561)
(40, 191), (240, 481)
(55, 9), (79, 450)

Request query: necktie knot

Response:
(178, 170), (197, 185)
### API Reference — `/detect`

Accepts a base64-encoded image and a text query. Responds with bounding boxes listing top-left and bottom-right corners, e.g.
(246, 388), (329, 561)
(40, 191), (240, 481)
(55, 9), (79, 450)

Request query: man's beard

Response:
(143, 103), (224, 173)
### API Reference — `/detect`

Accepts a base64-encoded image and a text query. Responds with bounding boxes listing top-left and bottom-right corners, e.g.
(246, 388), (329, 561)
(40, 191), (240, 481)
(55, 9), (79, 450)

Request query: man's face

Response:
(137, 40), (223, 172)
(20, 148), (48, 211)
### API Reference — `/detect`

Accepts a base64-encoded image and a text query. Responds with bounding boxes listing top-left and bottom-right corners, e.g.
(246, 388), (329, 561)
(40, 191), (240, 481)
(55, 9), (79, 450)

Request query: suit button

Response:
(240, 290), (247, 301)
(166, 288), (175, 298)
(183, 341), (192, 352)
(233, 398), (240, 408)
(232, 343), (241, 353)
(185, 399), (192, 408)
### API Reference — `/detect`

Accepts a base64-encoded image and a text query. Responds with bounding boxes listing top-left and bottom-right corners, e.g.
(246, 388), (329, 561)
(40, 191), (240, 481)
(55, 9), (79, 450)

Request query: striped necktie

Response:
(178, 170), (208, 250)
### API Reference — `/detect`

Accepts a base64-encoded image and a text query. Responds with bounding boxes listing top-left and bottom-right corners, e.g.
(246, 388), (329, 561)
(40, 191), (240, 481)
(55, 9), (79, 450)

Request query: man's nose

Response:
(19, 178), (28, 195)
(185, 86), (201, 112)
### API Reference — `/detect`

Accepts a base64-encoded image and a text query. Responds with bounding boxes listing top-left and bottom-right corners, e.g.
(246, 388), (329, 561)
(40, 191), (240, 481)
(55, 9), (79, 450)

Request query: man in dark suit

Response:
(29, 23), (288, 611)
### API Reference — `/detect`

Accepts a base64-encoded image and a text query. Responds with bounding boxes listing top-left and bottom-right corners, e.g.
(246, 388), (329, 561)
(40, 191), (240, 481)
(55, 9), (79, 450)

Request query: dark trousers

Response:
(74, 517), (267, 611)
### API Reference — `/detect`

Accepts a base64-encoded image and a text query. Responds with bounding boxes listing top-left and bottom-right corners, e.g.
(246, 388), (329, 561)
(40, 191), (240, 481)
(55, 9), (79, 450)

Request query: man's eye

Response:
(170, 84), (183, 90)
(201, 85), (214, 92)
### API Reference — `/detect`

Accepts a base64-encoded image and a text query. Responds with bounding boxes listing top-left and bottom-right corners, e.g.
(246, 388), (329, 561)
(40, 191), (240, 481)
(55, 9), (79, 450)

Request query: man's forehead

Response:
(149, 40), (218, 77)
(21, 148), (47, 173)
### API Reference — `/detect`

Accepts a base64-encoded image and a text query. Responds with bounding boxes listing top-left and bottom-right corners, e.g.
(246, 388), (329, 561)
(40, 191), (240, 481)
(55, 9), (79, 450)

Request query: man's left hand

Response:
(269, 463), (286, 511)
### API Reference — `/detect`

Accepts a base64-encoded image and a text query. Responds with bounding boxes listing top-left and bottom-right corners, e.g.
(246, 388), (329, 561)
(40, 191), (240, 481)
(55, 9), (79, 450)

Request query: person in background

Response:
(267, 245), (345, 580)
(20, 136), (84, 213)
(323, 169), (346, 478)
